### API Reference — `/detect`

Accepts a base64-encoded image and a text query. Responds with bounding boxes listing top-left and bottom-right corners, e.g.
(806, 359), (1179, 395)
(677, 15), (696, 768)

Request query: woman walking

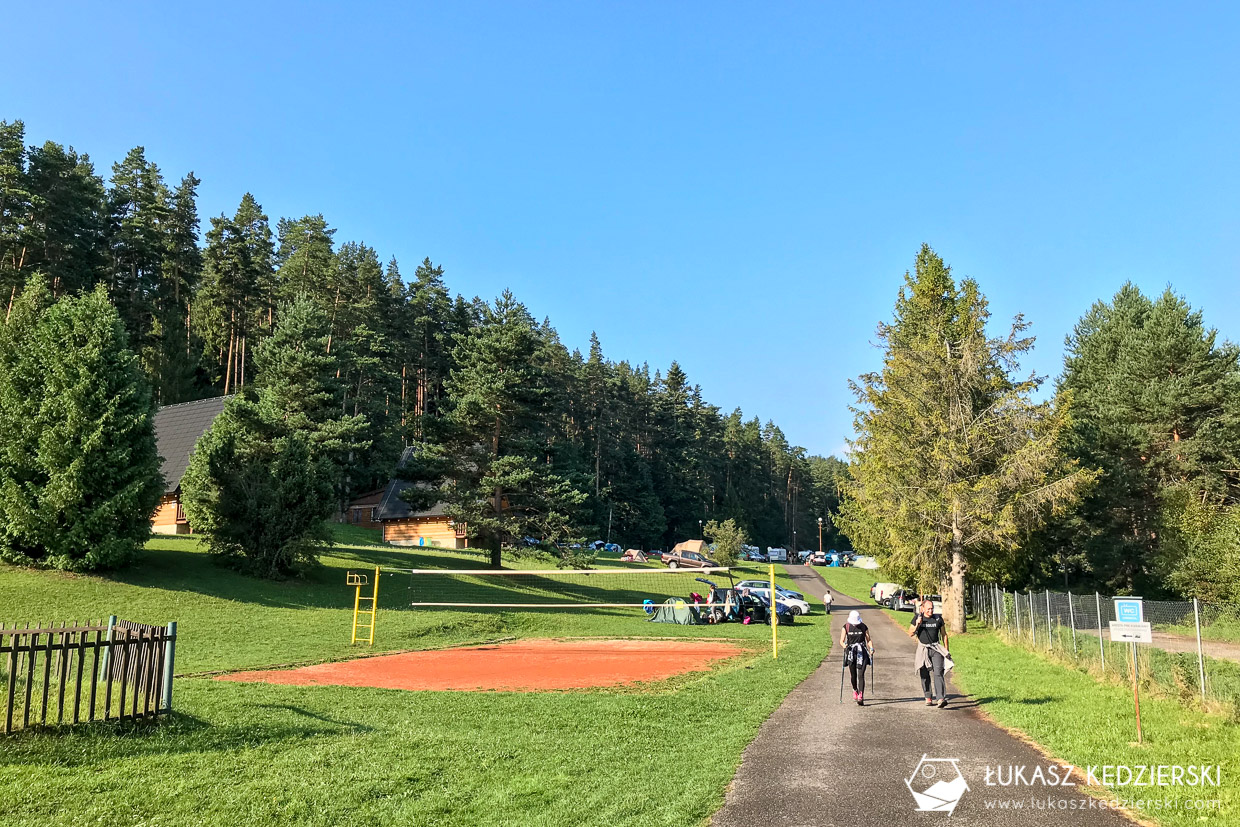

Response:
(909, 598), (951, 708)
(839, 609), (873, 705)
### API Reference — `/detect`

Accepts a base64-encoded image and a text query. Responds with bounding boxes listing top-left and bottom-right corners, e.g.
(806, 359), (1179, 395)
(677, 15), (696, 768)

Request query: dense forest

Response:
(0, 119), (849, 556)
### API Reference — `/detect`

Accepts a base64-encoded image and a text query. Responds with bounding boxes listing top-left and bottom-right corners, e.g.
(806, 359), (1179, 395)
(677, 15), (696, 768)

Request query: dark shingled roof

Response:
(374, 446), (450, 521)
(154, 396), (230, 493)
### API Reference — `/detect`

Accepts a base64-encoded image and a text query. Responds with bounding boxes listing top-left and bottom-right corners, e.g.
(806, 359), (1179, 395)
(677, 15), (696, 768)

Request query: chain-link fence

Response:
(971, 584), (1240, 719)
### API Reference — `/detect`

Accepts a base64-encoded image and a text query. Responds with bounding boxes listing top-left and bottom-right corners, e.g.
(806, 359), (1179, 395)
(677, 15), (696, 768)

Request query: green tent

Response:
(648, 598), (701, 625)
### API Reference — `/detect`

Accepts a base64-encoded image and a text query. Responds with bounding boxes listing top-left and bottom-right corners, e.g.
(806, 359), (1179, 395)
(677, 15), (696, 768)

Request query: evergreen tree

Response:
(24, 140), (108, 296)
(182, 297), (368, 576)
(197, 193), (274, 393)
(0, 278), (162, 571)
(839, 245), (1093, 631)
(1054, 284), (1240, 592)
(409, 291), (587, 567)
(0, 120), (33, 309)
(107, 147), (170, 364)
(275, 214), (335, 306)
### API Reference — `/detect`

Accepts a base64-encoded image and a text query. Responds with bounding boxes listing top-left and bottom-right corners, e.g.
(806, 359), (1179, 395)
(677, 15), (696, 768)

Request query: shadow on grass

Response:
(0, 706), (373, 768)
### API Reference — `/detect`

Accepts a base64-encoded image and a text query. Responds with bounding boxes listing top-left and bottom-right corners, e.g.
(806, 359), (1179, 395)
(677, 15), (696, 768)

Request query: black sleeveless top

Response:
(844, 622), (868, 646)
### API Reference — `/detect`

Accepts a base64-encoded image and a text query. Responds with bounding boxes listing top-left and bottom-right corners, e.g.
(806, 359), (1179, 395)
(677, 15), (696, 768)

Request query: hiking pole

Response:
(839, 654), (846, 704)
(869, 648), (876, 696)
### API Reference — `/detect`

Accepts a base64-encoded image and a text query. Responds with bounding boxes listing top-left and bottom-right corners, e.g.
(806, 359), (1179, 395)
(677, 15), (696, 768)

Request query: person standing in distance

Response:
(822, 589), (833, 615)
(909, 598), (950, 708)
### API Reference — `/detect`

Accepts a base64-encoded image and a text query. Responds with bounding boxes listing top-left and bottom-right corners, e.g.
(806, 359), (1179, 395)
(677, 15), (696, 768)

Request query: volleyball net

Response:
(386, 566), (737, 609)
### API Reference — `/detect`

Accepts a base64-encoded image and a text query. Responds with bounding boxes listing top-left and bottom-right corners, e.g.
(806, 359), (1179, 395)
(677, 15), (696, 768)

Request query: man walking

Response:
(822, 589), (833, 615)
(909, 598), (951, 708)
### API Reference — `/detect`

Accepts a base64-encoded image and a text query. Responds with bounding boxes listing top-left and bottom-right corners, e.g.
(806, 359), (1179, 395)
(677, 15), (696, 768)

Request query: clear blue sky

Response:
(4, 2), (1239, 457)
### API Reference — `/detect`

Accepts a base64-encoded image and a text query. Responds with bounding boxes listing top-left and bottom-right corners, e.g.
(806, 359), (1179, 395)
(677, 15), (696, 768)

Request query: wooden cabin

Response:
(370, 448), (468, 548)
(151, 396), (230, 534)
(344, 488), (385, 530)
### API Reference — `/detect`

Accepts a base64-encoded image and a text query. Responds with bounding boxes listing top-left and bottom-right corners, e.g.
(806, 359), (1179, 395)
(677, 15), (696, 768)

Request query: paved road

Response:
(711, 566), (1137, 827)
(1078, 626), (1240, 665)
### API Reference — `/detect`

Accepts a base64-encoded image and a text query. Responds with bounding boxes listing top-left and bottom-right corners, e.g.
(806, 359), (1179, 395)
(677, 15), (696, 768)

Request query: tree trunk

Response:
(223, 314), (235, 394)
(947, 518), (967, 633)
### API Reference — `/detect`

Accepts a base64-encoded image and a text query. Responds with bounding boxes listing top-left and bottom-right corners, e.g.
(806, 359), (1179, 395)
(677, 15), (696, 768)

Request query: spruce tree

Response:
(407, 291), (587, 567)
(182, 296), (368, 576)
(839, 245), (1093, 631)
(0, 279), (162, 571)
(1055, 284), (1240, 592)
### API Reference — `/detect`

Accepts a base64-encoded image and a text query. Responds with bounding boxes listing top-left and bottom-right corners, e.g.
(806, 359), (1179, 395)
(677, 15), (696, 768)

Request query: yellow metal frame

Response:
(769, 563), (778, 659)
(350, 565), (380, 645)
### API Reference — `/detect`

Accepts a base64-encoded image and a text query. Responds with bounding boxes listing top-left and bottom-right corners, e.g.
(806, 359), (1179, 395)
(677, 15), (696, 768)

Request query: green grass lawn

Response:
(0, 529), (828, 827)
(818, 566), (1239, 826)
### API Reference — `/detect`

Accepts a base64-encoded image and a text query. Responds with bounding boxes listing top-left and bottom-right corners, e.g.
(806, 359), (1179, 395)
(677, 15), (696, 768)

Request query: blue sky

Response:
(4, 2), (1238, 456)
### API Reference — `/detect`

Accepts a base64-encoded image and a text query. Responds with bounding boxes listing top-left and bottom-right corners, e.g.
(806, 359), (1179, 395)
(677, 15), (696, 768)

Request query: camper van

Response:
(765, 547), (788, 563)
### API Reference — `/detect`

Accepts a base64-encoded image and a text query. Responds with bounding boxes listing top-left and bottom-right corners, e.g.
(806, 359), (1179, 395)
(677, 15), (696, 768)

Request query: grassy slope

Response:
(818, 567), (1239, 827)
(0, 531), (827, 827)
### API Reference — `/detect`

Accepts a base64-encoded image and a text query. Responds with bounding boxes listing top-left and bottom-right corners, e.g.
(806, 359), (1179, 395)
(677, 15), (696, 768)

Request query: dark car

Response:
(664, 549), (719, 569)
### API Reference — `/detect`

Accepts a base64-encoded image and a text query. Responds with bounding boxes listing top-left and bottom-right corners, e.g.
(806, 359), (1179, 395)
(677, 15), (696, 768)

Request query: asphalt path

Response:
(711, 565), (1137, 827)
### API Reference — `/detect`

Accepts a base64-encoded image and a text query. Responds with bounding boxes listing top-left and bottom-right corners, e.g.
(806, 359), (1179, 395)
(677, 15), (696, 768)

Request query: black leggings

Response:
(919, 649), (946, 699)
(849, 661), (866, 693)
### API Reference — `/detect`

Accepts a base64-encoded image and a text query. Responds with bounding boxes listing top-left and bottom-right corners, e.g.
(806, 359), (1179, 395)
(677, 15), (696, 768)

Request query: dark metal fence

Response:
(1, 617), (177, 735)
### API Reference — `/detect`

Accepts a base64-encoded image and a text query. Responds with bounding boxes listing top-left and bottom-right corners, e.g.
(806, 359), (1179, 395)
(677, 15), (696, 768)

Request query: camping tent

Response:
(670, 539), (710, 556)
(648, 598), (701, 625)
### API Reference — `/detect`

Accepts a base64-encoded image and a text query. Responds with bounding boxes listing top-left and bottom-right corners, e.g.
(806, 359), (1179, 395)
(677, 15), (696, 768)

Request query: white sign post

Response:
(1110, 597), (1146, 743)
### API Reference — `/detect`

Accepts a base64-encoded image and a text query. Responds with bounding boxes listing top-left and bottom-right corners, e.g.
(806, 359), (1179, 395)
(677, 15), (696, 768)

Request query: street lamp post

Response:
(818, 516), (823, 557)
(698, 519), (703, 540)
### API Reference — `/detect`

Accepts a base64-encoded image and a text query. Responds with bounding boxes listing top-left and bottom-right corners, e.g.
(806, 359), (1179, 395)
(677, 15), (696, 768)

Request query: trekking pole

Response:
(869, 648), (876, 696)
(839, 654), (846, 704)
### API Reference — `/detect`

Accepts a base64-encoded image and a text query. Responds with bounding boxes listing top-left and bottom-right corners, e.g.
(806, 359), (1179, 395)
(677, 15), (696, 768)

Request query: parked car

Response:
(889, 588), (928, 611)
(734, 580), (811, 615)
(872, 582), (901, 604)
(742, 549), (768, 563)
(647, 550), (663, 560)
(809, 550), (828, 566)
(663, 549), (718, 569)
(796, 550), (813, 563)
(890, 591), (944, 612)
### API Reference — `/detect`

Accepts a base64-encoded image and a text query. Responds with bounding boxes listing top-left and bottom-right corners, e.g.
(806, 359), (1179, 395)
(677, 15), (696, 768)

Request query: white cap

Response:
(847, 610), (862, 625)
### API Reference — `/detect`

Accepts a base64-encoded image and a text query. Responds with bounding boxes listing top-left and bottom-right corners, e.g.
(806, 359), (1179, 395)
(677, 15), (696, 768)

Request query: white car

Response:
(734, 581), (812, 615)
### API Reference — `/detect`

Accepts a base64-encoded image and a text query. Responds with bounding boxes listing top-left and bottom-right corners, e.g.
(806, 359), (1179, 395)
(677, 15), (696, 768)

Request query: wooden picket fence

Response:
(1, 618), (177, 735)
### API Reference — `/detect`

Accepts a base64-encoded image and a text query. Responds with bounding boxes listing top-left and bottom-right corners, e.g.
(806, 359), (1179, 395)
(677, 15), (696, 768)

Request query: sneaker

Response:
(938, 697), (949, 709)
(852, 690), (859, 701)
(857, 692), (864, 706)
(925, 698), (934, 706)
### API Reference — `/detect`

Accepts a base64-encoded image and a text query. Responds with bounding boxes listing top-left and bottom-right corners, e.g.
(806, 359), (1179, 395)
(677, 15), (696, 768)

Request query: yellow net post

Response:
(349, 566), (380, 645)
(769, 563), (778, 659)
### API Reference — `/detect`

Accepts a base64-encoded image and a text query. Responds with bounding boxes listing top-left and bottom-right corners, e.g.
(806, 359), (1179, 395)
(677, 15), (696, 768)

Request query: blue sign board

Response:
(1114, 597), (1143, 623)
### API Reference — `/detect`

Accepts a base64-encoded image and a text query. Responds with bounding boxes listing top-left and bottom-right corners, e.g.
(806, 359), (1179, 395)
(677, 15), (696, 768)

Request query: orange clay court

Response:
(217, 639), (747, 692)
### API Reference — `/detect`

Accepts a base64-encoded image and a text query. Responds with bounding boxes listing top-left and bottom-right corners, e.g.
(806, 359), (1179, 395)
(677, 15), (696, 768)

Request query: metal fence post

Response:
(1095, 592), (1105, 673)
(1068, 591), (1078, 655)
(161, 621), (177, 712)
(1029, 592), (1036, 647)
(1045, 590), (1053, 651)
(1014, 590), (1022, 639)
(1193, 599), (1206, 705)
